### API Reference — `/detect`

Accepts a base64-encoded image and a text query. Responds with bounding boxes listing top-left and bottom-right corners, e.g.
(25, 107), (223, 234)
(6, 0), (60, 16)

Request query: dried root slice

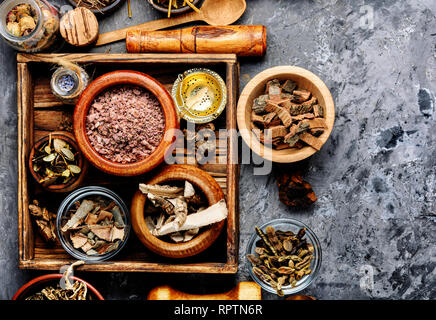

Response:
(155, 199), (227, 236)
(147, 193), (175, 215)
(139, 183), (184, 197)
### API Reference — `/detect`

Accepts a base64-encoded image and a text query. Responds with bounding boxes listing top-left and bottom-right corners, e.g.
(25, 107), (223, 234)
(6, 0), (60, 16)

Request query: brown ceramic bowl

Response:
(131, 164), (226, 258)
(237, 66), (335, 163)
(73, 70), (179, 176)
(28, 131), (88, 193)
(12, 274), (104, 300)
(147, 0), (201, 15)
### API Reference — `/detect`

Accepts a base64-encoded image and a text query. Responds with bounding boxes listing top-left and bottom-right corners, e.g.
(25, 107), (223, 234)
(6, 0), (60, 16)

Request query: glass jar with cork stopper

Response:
(0, 0), (59, 52)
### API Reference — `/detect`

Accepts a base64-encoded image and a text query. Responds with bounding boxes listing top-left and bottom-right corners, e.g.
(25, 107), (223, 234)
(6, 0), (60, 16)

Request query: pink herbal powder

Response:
(86, 85), (165, 164)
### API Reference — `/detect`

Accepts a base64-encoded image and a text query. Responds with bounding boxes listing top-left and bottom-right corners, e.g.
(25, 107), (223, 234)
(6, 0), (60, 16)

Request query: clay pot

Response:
(73, 70), (179, 176)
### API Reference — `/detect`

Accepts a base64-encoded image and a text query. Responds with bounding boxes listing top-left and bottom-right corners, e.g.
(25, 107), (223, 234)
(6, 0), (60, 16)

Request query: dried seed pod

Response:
(255, 226), (277, 256)
(283, 239), (293, 252)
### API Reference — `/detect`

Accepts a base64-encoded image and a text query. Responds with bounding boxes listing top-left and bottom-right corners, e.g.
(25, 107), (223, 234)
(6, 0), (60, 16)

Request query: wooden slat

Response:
(17, 62), (34, 261)
(17, 53), (238, 64)
(225, 61), (240, 266)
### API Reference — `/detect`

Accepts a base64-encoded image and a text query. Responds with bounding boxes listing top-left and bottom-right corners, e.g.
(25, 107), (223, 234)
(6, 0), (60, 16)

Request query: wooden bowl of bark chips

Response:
(237, 66), (335, 163)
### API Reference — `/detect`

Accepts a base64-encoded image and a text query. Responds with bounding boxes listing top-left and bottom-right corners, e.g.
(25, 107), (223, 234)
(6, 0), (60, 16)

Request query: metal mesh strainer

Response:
(172, 68), (227, 124)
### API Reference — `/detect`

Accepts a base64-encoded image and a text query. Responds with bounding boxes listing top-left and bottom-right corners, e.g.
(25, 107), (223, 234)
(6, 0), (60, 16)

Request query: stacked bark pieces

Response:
(251, 78), (327, 150)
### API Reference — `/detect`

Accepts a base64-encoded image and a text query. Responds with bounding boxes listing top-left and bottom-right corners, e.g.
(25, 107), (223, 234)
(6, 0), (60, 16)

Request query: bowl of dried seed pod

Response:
(131, 164), (227, 258)
(237, 66), (335, 163)
(246, 218), (322, 296)
(29, 131), (88, 193)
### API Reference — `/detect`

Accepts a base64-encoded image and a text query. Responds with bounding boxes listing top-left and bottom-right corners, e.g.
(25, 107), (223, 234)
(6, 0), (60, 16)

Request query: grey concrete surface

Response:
(0, 0), (435, 300)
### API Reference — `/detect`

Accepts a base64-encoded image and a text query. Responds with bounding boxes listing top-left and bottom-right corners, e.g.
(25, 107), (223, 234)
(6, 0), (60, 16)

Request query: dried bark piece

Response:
(268, 125), (288, 138)
(265, 79), (281, 94)
(111, 226), (125, 242)
(70, 233), (88, 249)
(305, 118), (328, 129)
(265, 102), (292, 127)
(313, 104), (324, 118)
(292, 113), (315, 121)
(276, 171), (317, 207)
(301, 96), (317, 108)
(252, 94), (269, 114)
(251, 112), (265, 126)
(264, 112), (277, 126)
(62, 200), (95, 232)
(85, 213), (99, 225)
(281, 80), (297, 93)
(289, 103), (314, 116)
(292, 90), (311, 103)
(97, 210), (113, 223)
(88, 225), (113, 242)
(268, 84), (282, 101)
(299, 132), (324, 150)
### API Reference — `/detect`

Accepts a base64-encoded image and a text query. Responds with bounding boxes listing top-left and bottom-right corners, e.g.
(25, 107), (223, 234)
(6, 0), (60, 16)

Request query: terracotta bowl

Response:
(147, 0), (201, 15)
(28, 131), (88, 193)
(73, 70), (179, 176)
(12, 274), (104, 300)
(237, 66), (335, 163)
(131, 164), (226, 258)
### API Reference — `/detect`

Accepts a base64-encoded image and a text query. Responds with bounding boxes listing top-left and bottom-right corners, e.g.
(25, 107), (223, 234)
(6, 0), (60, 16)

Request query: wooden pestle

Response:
(147, 282), (262, 300)
(126, 25), (267, 57)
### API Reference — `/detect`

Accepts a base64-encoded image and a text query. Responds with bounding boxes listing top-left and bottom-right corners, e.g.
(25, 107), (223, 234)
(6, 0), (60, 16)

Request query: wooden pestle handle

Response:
(96, 11), (200, 46)
(126, 25), (267, 57)
(147, 282), (262, 300)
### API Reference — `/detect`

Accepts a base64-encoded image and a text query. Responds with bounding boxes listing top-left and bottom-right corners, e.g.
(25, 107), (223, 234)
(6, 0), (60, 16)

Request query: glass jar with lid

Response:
(0, 0), (59, 52)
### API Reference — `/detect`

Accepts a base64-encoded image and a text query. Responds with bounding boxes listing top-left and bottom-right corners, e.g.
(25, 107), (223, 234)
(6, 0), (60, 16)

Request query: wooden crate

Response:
(17, 53), (240, 273)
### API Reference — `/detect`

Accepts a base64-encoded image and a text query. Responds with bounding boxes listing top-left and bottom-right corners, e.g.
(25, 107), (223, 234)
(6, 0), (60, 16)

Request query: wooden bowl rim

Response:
(28, 131), (87, 192)
(73, 70), (179, 176)
(236, 65), (335, 163)
(11, 274), (104, 300)
(131, 164), (226, 258)
(147, 0), (201, 14)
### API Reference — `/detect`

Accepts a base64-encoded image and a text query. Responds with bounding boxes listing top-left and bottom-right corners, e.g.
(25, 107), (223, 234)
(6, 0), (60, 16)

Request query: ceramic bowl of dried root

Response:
(246, 218), (322, 296)
(131, 164), (228, 258)
(56, 186), (130, 261)
(237, 66), (335, 163)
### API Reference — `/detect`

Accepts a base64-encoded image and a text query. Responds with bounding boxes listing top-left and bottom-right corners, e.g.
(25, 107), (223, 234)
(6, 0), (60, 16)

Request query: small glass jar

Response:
(50, 66), (90, 104)
(0, 0), (59, 52)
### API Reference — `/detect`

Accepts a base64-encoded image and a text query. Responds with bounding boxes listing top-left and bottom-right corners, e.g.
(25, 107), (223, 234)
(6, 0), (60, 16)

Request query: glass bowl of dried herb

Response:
(29, 131), (88, 193)
(56, 186), (131, 262)
(245, 218), (322, 296)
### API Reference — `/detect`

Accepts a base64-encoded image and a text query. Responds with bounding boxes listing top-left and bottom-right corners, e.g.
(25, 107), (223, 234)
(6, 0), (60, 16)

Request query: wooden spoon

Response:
(95, 0), (247, 46)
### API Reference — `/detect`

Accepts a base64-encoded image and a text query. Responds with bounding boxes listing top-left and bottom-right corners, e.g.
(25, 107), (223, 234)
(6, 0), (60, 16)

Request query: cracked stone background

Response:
(0, 0), (435, 300)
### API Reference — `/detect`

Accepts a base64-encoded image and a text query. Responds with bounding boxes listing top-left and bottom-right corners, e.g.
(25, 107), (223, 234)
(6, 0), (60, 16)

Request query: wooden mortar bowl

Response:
(237, 66), (335, 163)
(74, 70), (179, 176)
(131, 164), (226, 258)
(28, 131), (88, 193)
